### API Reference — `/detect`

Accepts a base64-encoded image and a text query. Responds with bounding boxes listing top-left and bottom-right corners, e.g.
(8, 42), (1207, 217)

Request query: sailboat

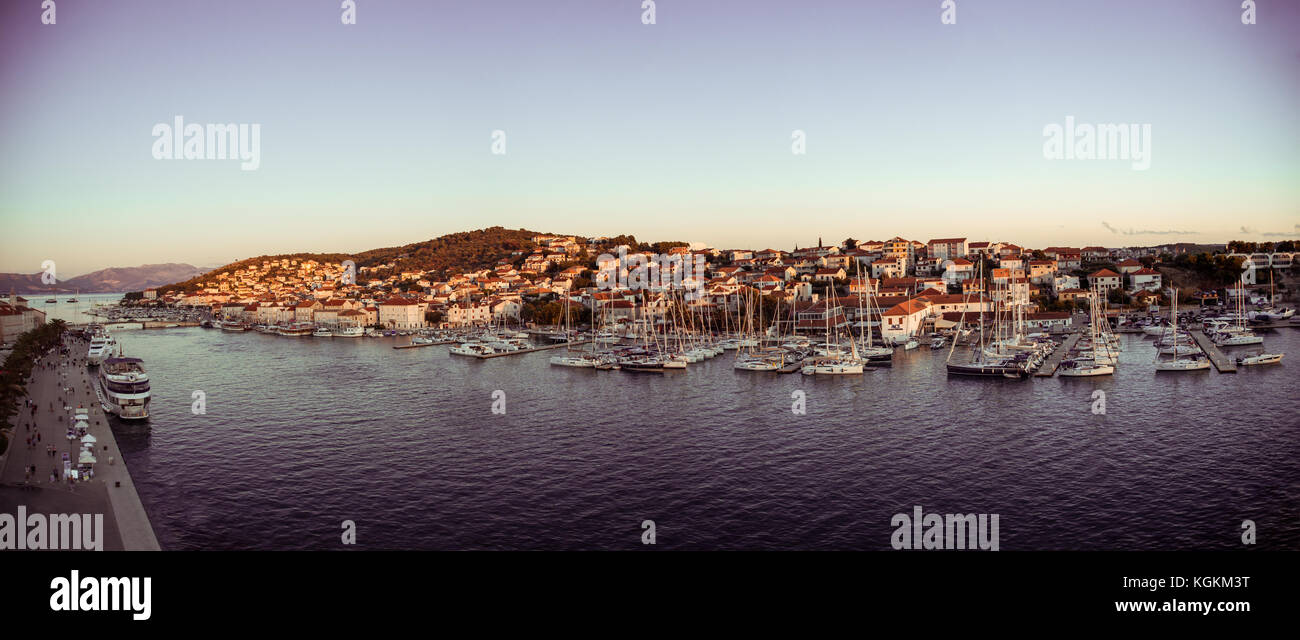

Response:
(802, 286), (865, 375)
(1155, 289), (1210, 371)
(1211, 276), (1263, 346)
(946, 262), (1028, 379)
(851, 260), (893, 363)
(1060, 283), (1115, 376)
(550, 292), (597, 367)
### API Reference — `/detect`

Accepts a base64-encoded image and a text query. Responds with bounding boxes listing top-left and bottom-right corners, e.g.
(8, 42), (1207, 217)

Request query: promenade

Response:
(0, 334), (160, 551)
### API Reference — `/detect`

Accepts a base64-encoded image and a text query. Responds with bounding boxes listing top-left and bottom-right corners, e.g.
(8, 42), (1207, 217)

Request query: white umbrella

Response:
(75, 420), (89, 430)
(81, 434), (98, 443)
(78, 451), (97, 464)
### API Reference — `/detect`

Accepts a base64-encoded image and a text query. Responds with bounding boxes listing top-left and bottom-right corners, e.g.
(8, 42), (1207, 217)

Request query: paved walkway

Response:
(0, 335), (160, 550)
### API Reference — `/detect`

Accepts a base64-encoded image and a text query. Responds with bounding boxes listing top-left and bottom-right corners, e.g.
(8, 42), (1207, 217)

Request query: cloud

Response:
(1242, 224), (1298, 237)
(1241, 226), (1256, 234)
(1101, 222), (1195, 236)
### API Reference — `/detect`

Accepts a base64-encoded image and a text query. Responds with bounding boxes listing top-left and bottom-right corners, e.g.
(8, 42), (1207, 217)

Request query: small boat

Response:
(550, 354), (598, 367)
(1058, 361), (1114, 377)
(45, 298), (57, 303)
(1155, 357), (1211, 371)
(335, 326), (365, 338)
(903, 339), (919, 350)
(450, 342), (495, 357)
(312, 327), (333, 337)
(1237, 353), (1283, 366)
(930, 337), (946, 350)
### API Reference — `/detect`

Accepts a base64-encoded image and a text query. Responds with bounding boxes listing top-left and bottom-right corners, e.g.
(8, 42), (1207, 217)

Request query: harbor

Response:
(1034, 334), (1082, 377)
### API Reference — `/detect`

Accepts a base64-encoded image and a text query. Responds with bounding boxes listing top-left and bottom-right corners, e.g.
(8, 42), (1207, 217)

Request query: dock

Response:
(393, 340), (458, 349)
(1189, 331), (1237, 373)
(464, 341), (587, 359)
(1034, 333), (1082, 377)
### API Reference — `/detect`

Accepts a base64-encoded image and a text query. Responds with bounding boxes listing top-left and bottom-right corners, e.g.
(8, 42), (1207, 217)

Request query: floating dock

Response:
(1034, 333), (1082, 377)
(1189, 331), (1237, 373)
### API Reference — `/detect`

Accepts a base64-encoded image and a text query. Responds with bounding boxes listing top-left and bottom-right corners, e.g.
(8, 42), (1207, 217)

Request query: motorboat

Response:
(1237, 353), (1283, 366)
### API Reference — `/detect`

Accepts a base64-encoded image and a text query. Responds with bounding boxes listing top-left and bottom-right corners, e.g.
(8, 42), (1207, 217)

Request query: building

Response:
(926, 238), (968, 261)
(1089, 269), (1122, 292)
(378, 297), (424, 329)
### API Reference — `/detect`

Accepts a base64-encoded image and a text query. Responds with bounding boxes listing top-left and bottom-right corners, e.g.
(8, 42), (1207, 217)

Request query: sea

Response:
(45, 293), (1300, 550)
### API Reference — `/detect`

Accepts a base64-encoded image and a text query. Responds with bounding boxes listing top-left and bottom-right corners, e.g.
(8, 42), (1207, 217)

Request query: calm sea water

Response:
(30, 293), (124, 325)
(101, 325), (1300, 550)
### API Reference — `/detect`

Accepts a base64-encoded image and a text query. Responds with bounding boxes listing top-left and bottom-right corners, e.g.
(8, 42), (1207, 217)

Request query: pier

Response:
(1034, 333), (1082, 377)
(1188, 331), (1237, 373)
(463, 341), (588, 359)
(0, 335), (161, 550)
(393, 339), (458, 349)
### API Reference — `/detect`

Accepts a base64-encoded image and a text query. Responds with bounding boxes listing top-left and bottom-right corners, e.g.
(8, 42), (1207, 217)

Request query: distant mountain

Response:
(0, 263), (211, 294)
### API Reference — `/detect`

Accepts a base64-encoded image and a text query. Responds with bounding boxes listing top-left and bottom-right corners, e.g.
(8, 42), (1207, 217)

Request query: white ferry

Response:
(97, 356), (151, 420)
(335, 326), (365, 338)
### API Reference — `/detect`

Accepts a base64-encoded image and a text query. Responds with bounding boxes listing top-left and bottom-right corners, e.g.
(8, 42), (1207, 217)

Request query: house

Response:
(1128, 268), (1162, 293)
(880, 299), (931, 344)
(926, 237), (968, 261)
(446, 302), (492, 327)
(378, 297), (424, 329)
(941, 258), (975, 284)
(1089, 269), (1122, 292)
(1115, 259), (1144, 275)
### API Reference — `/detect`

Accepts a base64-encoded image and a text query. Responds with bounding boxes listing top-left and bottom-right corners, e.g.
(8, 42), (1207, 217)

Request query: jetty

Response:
(1189, 331), (1237, 373)
(0, 334), (160, 550)
(393, 339), (458, 349)
(1034, 333), (1082, 377)
(466, 341), (586, 359)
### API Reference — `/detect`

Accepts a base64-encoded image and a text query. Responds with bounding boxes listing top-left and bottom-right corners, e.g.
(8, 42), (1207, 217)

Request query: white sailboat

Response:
(1155, 289), (1210, 371)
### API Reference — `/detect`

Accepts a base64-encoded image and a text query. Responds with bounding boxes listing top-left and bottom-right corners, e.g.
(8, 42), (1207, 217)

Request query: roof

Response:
(1090, 269), (1121, 278)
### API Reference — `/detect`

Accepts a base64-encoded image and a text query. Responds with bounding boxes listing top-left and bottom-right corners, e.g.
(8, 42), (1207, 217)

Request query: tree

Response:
(843, 238), (858, 250)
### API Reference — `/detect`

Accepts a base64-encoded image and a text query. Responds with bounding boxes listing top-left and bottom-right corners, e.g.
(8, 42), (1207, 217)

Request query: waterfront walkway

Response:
(0, 335), (160, 550)
(1189, 331), (1238, 373)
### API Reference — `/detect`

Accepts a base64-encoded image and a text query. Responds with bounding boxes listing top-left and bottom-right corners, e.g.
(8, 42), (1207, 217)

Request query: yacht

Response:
(550, 354), (599, 367)
(1237, 353), (1283, 366)
(220, 320), (248, 331)
(335, 326), (365, 338)
(312, 327), (334, 337)
(450, 342), (495, 357)
(903, 339), (919, 350)
(801, 356), (865, 375)
(97, 356), (151, 420)
(86, 334), (115, 366)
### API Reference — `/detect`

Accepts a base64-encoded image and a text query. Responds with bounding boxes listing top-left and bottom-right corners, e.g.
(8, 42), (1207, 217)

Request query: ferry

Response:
(278, 322), (313, 337)
(335, 326), (365, 338)
(450, 342), (495, 357)
(97, 356), (151, 420)
(220, 320), (248, 331)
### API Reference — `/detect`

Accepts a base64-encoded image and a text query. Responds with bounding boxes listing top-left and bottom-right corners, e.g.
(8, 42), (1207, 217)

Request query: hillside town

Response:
(118, 234), (1296, 346)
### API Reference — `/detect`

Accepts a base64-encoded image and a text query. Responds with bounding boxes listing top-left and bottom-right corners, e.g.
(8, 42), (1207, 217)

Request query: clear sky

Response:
(1, 0), (1297, 276)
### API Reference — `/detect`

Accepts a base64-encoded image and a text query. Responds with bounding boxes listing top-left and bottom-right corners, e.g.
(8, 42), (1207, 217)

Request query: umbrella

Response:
(74, 420), (89, 430)
(81, 434), (98, 443)
(78, 451), (97, 464)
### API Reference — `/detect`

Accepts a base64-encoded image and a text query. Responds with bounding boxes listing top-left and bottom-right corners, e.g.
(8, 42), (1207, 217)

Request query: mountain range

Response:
(0, 263), (212, 294)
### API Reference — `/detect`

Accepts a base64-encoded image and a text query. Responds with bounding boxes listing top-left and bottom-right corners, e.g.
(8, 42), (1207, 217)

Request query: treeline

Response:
(0, 320), (68, 448)
(356, 227), (548, 276)
(1227, 240), (1296, 253)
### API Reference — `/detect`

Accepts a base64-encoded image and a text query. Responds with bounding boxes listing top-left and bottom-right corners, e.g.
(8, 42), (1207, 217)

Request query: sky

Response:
(1, 0), (1297, 276)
